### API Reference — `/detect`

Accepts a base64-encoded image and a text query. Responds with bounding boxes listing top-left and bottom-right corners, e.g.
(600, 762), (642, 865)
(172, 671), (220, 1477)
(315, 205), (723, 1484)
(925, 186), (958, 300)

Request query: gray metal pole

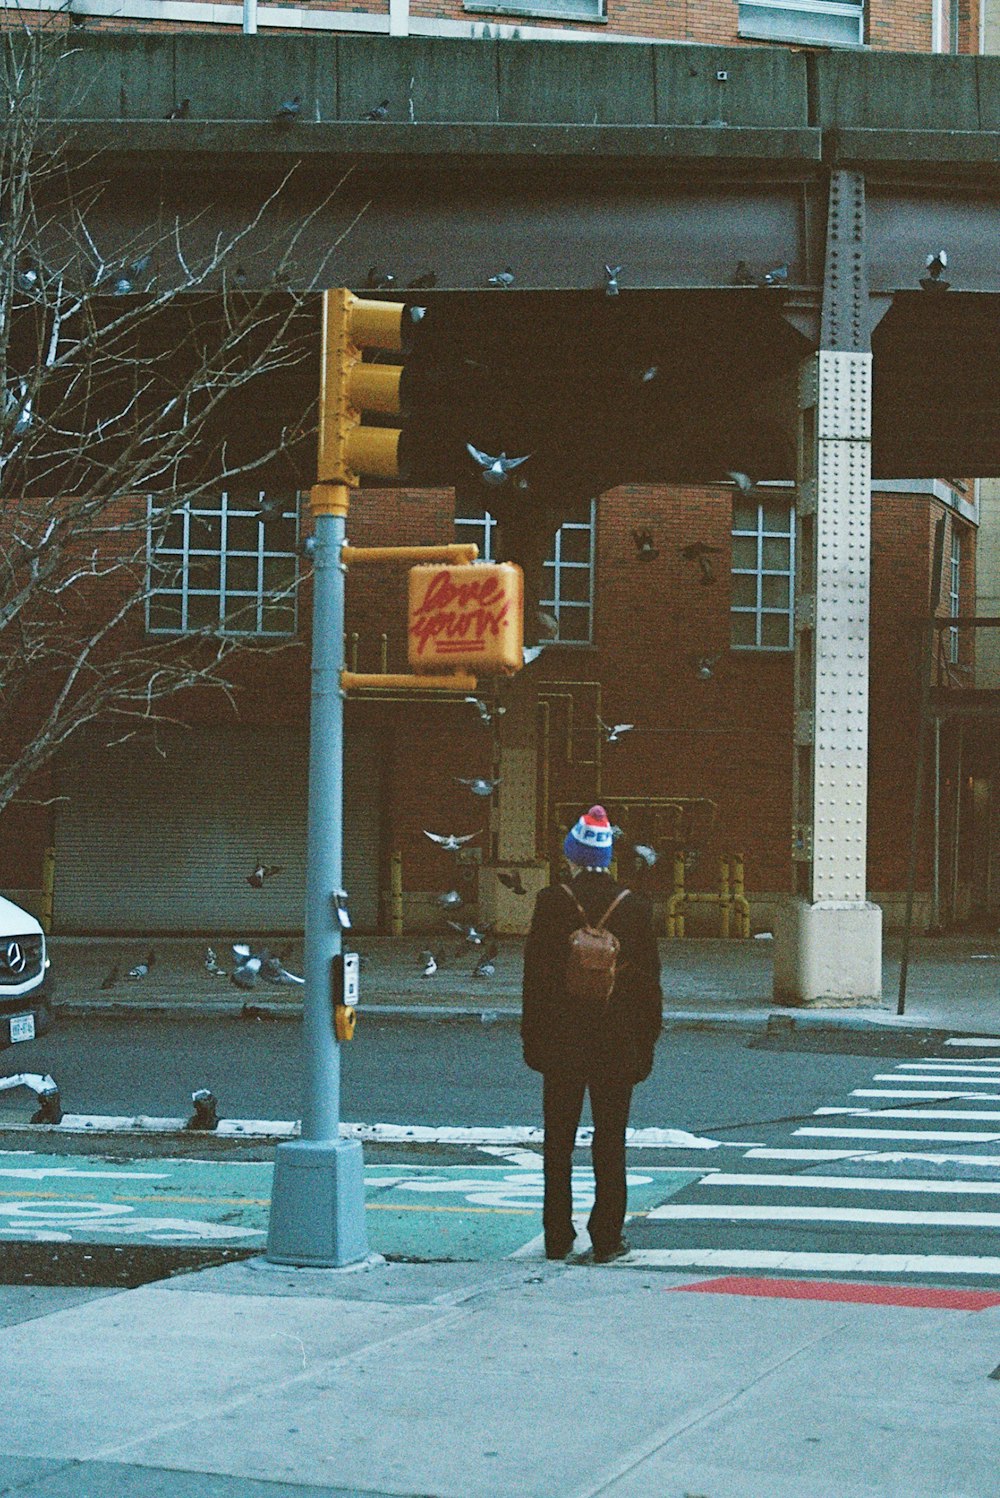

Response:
(242, 0), (257, 34)
(266, 500), (368, 1267)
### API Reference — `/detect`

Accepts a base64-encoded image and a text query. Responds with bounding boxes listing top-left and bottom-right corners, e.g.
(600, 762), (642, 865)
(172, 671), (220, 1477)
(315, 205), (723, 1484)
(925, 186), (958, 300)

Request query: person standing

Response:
(521, 805), (663, 1262)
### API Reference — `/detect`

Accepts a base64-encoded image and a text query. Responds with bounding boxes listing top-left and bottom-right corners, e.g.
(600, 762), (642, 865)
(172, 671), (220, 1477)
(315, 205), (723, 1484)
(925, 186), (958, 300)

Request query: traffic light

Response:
(317, 287), (424, 487)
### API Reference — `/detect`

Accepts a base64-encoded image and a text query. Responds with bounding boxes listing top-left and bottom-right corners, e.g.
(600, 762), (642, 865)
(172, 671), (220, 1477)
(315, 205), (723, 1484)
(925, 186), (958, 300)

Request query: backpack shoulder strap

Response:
(560, 883), (588, 924)
(594, 889), (631, 931)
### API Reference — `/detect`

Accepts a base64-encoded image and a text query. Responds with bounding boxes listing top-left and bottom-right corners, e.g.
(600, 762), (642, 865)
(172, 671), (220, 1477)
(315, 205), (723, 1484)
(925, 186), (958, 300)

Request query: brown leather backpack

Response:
(560, 884), (631, 1007)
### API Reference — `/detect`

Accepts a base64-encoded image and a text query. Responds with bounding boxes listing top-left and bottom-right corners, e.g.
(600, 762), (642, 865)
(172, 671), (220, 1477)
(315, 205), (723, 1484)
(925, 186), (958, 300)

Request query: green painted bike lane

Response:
(0, 1152), (703, 1260)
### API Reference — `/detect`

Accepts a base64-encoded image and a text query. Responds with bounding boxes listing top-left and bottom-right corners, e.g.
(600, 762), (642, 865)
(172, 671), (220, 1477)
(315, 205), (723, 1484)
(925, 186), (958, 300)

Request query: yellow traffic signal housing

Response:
(318, 287), (418, 487)
(408, 562), (524, 676)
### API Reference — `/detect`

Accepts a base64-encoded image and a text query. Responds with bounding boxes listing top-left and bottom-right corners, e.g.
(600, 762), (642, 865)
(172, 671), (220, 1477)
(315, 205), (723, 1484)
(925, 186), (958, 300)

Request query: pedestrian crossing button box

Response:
(331, 952), (360, 1007)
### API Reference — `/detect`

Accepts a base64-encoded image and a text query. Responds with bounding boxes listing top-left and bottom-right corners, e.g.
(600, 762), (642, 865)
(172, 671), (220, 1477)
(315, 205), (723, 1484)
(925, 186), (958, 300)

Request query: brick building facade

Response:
(0, 2), (991, 936)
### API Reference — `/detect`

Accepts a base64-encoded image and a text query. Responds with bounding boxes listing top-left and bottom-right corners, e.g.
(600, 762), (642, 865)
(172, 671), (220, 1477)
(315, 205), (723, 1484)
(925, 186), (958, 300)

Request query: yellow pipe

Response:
(667, 853), (686, 938)
(40, 846), (55, 934)
(732, 895), (751, 938)
(379, 632), (389, 672)
(341, 671), (478, 693)
(390, 849), (403, 937)
(733, 854), (750, 936)
(342, 544), (479, 567)
(719, 856), (731, 939)
(349, 632), (359, 672)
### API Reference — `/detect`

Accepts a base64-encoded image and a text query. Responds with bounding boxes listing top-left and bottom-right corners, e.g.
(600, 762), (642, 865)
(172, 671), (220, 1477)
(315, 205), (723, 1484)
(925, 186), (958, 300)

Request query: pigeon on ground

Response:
(204, 947), (228, 979)
(921, 250), (950, 291)
(274, 95), (301, 126)
(166, 99), (190, 119)
(763, 262), (788, 286)
(497, 869), (527, 896)
(424, 829), (482, 851)
(231, 943), (268, 990)
(455, 776), (501, 797)
(473, 941), (499, 978)
(436, 889), (464, 909)
(419, 949), (439, 978)
(465, 444), (531, 488)
(247, 862), (284, 889)
(261, 954), (304, 986)
(604, 263), (622, 296)
(447, 919), (494, 946)
(127, 949), (155, 980)
(632, 528), (659, 561)
(598, 717), (634, 745)
(634, 844), (657, 868)
(465, 696), (506, 728)
(100, 962), (119, 990)
(487, 266), (515, 289)
(362, 98), (390, 121)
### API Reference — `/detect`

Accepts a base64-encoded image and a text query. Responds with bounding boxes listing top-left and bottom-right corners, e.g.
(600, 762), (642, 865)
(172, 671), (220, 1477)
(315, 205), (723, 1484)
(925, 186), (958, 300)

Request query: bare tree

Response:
(0, 22), (361, 816)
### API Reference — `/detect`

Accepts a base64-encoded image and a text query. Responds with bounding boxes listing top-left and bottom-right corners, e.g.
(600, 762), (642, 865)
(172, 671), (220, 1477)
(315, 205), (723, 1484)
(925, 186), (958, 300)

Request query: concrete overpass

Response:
(26, 31), (1000, 1001)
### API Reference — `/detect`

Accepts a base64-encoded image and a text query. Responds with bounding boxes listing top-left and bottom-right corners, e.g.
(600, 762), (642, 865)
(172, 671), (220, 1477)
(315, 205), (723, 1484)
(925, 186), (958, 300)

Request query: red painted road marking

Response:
(668, 1276), (1000, 1311)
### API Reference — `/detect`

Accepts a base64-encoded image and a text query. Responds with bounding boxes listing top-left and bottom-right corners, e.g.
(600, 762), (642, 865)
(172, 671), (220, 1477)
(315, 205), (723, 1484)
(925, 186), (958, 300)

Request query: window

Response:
(949, 523), (961, 665)
(455, 502), (596, 645)
(464, 0), (605, 20)
(737, 0), (864, 48)
(147, 493), (299, 637)
(731, 496), (796, 651)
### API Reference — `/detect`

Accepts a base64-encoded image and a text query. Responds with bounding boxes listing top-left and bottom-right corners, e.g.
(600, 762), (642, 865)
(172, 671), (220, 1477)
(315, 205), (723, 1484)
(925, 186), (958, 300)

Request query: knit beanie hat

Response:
(563, 805), (614, 869)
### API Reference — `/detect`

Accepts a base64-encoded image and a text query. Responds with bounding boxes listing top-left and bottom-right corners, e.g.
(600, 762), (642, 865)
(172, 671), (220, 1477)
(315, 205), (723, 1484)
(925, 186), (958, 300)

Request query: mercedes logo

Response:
(5, 941), (26, 975)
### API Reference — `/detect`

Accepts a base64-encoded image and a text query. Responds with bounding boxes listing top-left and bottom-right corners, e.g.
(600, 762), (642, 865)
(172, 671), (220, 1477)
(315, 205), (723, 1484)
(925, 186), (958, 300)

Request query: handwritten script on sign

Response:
(407, 563), (524, 675)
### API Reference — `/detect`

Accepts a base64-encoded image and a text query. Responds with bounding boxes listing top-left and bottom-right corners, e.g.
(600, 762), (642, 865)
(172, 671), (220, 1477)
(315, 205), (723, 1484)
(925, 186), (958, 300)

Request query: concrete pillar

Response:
(774, 349), (882, 1006)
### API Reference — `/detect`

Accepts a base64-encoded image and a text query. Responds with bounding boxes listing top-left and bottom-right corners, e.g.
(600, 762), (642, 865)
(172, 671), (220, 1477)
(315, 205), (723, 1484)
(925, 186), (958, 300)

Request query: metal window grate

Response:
(146, 493), (300, 637)
(738, 0), (864, 48)
(731, 497), (796, 652)
(455, 502), (596, 646)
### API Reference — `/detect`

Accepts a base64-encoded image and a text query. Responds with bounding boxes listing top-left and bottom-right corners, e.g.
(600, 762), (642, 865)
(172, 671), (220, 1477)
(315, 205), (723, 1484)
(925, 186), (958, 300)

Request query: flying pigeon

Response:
(424, 829), (482, 851)
(204, 947), (228, 979)
(6, 381), (32, 437)
(247, 862), (284, 889)
(365, 266), (397, 290)
(126, 948), (155, 980)
(275, 95), (301, 126)
(680, 541), (725, 585)
(497, 869), (527, 896)
(166, 99), (190, 119)
(633, 844), (657, 867)
(692, 652), (721, 680)
(110, 254), (151, 297)
(465, 443), (531, 488)
(522, 644), (547, 667)
(455, 776), (501, 797)
(598, 717), (634, 744)
(465, 695), (506, 728)
(362, 98), (390, 121)
(447, 919), (494, 946)
(407, 270), (437, 289)
(637, 365), (659, 385)
(537, 609), (559, 641)
(921, 251), (950, 291)
(604, 263), (623, 296)
(436, 889), (464, 909)
(15, 265), (39, 292)
(763, 262), (788, 286)
(487, 266), (515, 289)
(100, 962), (119, 991)
(632, 528), (659, 561)
(726, 470), (761, 498)
(231, 943), (267, 990)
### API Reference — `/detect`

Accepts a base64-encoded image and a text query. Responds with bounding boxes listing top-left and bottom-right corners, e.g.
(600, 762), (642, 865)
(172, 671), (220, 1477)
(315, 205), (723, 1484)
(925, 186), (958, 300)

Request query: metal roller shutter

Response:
(54, 725), (381, 933)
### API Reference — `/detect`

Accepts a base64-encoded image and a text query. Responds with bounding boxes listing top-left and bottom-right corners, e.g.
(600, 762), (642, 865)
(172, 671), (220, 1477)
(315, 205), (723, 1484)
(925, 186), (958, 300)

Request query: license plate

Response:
(9, 1013), (35, 1043)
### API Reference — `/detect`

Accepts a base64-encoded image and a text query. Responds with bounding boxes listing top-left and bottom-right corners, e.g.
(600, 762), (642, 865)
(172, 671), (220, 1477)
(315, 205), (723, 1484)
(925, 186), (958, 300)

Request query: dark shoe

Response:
(591, 1236), (631, 1264)
(545, 1240), (575, 1261)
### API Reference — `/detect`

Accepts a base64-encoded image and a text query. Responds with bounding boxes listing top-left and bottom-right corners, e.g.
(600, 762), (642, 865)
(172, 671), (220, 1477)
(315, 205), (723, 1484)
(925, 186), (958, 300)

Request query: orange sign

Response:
(408, 563), (524, 675)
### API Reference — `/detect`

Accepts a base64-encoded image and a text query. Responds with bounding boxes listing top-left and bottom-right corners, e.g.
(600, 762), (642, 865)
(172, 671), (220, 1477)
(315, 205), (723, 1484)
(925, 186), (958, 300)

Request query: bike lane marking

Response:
(0, 1153), (704, 1257)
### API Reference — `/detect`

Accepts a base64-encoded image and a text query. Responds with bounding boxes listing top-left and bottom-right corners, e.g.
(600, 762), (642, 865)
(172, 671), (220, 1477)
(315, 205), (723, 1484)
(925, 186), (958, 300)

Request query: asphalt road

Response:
(2, 1013), (908, 1136)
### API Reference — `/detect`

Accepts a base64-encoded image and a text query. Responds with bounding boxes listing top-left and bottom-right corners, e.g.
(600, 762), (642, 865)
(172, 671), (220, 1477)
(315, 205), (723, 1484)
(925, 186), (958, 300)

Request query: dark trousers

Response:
(542, 1070), (633, 1255)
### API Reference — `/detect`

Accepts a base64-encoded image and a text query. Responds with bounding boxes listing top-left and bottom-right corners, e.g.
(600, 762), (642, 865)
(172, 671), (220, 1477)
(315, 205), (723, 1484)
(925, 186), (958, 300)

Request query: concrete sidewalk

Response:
(0, 1254), (997, 1498)
(48, 931), (1000, 1034)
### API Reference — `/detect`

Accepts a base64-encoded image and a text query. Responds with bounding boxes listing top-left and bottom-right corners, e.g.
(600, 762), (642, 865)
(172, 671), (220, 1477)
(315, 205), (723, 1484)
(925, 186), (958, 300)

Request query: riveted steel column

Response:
(774, 171), (882, 1006)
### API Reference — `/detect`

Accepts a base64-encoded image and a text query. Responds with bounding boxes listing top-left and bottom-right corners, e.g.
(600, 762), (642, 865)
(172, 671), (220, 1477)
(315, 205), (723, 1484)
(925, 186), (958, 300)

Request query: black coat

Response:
(521, 871), (663, 1083)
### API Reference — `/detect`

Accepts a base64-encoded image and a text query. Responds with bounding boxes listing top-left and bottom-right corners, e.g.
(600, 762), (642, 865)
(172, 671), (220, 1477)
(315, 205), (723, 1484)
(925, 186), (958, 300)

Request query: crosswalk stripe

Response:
(872, 1073), (1000, 1084)
(645, 1203), (1000, 1226)
(851, 1089), (1000, 1100)
(815, 1106), (1000, 1121)
(797, 1126), (1000, 1141)
(891, 1061), (1000, 1070)
(944, 1038), (1000, 1048)
(702, 1173), (1000, 1196)
(744, 1147), (1000, 1166)
(622, 1249), (1000, 1275)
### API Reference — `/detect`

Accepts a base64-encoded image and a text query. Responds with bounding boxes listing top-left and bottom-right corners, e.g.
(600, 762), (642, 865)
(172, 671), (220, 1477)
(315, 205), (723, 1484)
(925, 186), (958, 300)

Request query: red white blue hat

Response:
(564, 805), (614, 868)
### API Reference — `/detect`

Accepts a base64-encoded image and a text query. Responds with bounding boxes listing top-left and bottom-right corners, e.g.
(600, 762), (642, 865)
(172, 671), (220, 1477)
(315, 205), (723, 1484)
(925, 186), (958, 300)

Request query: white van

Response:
(0, 894), (52, 1049)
